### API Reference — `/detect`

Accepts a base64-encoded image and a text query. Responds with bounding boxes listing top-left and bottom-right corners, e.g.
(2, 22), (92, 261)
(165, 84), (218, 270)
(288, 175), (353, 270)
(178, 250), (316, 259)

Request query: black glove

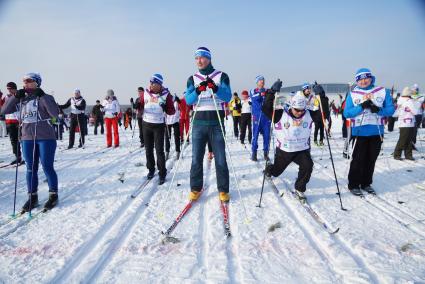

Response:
(369, 102), (380, 113)
(270, 79), (283, 93)
(361, 100), (372, 109)
(33, 88), (45, 97)
(248, 101), (252, 105)
(195, 81), (208, 95)
(175, 96), (181, 103)
(16, 89), (26, 99)
(206, 77), (218, 93)
(130, 98), (134, 103)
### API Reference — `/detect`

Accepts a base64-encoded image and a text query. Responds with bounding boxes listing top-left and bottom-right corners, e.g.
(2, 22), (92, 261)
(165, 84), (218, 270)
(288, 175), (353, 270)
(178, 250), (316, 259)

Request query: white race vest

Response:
(305, 94), (317, 111)
(274, 109), (313, 152)
(192, 70), (224, 112)
(241, 99), (251, 114)
(350, 86), (386, 127)
(71, 97), (84, 114)
(396, 97), (416, 128)
(143, 89), (168, 124)
(166, 101), (180, 125)
(21, 98), (46, 124)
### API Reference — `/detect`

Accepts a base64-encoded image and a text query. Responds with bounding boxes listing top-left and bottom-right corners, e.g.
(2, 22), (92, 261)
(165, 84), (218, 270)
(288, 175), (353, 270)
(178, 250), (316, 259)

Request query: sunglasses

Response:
(293, 108), (305, 113)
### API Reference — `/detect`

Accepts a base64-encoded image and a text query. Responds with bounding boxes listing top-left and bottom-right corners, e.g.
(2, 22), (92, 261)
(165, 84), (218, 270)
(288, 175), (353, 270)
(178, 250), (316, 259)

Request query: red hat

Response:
(241, 90), (249, 98)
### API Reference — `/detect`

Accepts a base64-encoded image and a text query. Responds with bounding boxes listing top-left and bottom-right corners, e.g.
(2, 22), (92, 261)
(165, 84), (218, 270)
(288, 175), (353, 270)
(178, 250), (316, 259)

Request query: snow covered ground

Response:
(0, 117), (425, 283)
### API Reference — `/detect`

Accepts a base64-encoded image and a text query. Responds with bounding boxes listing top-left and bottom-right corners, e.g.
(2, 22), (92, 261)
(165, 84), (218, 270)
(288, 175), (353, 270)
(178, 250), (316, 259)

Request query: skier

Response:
(141, 73), (175, 184)
(124, 108), (133, 130)
(91, 100), (104, 135)
(3, 82), (23, 164)
(229, 92), (242, 138)
(130, 87), (145, 148)
(250, 75), (271, 161)
(0, 73), (59, 211)
(393, 87), (418, 160)
(239, 90), (252, 144)
(59, 89), (86, 149)
(313, 83), (331, 138)
(185, 46), (232, 202)
(263, 90), (313, 201)
(343, 68), (395, 196)
(165, 94), (181, 160)
(102, 89), (121, 148)
(179, 94), (191, 144)
(411, 84), (425, 148)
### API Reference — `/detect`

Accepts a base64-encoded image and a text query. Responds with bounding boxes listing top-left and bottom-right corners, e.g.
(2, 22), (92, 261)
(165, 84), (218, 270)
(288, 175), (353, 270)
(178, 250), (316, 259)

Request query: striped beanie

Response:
(301, 83), (310, 90)
(255, 75), (265, 83)
(355, 68), (374, 82)
(194, 47), (211, 59)
(150, 73), (164, 85)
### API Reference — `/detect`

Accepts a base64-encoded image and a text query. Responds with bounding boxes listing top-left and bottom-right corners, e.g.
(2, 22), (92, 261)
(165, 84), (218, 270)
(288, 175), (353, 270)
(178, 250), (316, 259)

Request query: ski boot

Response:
(314, 141), (319, 146)
(140, 143), (145, 148)
(158, 176), (166, 185)
(219, 192), (230, 202)
(319, 141), (324, 146)
(44, 192), (59, 211)
(361, 185), (376, 195)
(264, 151), (269, 161)
(393, 156), (402, 161)
(147, 170), (155, 179)
(251, 151), (258, 161)
(405, 156), (415, 161)
(349, 187), (363, 196)
(21, 193), (39, 213)
(189, 190), (202, 201)
(294, 190), (307, 203)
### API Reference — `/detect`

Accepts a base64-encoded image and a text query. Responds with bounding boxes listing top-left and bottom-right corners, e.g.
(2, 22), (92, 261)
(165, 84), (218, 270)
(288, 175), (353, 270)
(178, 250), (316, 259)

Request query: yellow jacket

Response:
(229, 97), (242, 117)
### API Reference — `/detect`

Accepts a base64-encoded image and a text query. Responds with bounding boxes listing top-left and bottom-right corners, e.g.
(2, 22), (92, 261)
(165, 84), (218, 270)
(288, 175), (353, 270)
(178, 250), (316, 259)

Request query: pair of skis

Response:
(161, 192), (231, 242)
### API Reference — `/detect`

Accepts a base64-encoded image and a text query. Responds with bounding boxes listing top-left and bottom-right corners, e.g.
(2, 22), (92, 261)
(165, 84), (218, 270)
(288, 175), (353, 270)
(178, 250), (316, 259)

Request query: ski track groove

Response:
(0, 147), (141, 239)
(241, 143), (378, 283)
(51, 153), (178, 283)
(314, 157), (425, 239)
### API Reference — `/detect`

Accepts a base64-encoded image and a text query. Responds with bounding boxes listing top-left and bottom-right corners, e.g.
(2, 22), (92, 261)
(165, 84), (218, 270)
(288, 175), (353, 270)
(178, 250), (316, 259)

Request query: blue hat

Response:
(23, 72), (42, 87)
(150, 73), (164, 85)
(301, 83), (310, 90)
(255, 75), (265, 83)
(194, 47), (211, 59)
(355, 68), (375, 85)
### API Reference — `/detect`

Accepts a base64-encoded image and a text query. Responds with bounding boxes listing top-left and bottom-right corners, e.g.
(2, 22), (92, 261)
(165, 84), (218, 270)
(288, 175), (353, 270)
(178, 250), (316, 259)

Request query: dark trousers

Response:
(142, 121), (166, 178)
(394, 127), (414, 158)
(413, 115), (423, 144)
(240, 113), (252, 144)
(7, 123), (21, 159)
(232, 115), (240, 137)
(342, 117), (348, 138)
(165, 122), (181, 153)
(387, 117), (396, 132)
(348, 135), (382, 189)
(94, 118), (104, 135)
(314, 119), (324, 142)
(267, 148), (313, 192)
(69, 114), (86, 147)
(137, 118), (145, 145)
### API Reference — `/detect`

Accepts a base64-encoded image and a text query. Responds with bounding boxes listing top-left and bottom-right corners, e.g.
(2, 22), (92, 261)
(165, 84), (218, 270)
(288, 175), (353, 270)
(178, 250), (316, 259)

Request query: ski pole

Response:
(28, 96), (40, 219)
(156, 95), (202, 219)
(210, 88), (250, 223)
(11, 98), (23, 218)
(317, 94), (347, 211)
(257, 91), (277, 208)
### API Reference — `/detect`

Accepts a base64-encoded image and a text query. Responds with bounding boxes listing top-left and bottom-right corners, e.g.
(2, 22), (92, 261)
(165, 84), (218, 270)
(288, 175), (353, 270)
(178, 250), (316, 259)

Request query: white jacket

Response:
(102, 99), (120, 118)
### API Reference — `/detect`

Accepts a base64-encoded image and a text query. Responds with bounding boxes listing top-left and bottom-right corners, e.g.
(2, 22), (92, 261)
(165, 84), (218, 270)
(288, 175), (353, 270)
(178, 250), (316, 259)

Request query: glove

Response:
(206, 77), (218, 93)
(361, 100), (372, 109)
(175, 96), (181, 103)
(196, 81), (208, 95)
(130, 98), (134, 104)
(270, 79), (283, 93)
(369, 102), (380, 113)
(113, 112), (118, 116)
(15, 89), (26, 99)
(51, 117), (58, 124)
(248, 101), (252, 105)
(33, 88), (45, 97)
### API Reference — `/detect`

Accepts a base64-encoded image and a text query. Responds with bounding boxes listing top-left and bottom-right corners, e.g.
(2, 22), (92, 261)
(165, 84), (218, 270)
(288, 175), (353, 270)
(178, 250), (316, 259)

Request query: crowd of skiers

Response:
(0, 46), (424, 214)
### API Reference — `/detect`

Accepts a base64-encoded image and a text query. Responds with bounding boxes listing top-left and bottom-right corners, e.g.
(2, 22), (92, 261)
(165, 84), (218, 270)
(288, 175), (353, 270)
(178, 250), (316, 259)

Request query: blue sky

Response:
(0, 0), (424, 103)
